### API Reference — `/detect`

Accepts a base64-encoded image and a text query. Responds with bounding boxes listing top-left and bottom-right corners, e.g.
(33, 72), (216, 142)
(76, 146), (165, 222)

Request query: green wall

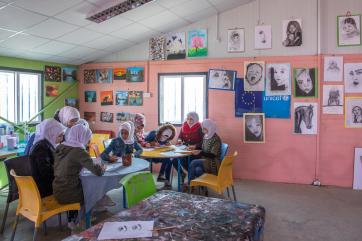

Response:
(0, 55), (78, 120)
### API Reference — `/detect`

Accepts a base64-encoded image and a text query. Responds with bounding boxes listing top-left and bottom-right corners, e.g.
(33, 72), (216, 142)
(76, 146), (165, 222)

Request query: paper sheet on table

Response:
(142, 148), (155, 152)
(174, 145), (187, 150)
(159, 151), (177, 157)
(98, 221), (154, 240)
(105, 162), (123, 171)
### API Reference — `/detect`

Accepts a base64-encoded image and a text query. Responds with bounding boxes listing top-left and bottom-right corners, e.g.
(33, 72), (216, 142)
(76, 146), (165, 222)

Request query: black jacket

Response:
(29, 139), (55, 197)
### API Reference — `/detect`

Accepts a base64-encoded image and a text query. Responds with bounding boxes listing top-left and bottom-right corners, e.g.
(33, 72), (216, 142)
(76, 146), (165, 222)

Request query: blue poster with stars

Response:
(235, 78), (263, 117)
(262, 93), (291, 118)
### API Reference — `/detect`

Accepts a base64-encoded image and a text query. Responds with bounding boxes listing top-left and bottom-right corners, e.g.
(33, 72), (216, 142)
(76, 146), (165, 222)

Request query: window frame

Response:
(158, 72), (208, 126)
(0, 66), (43, 124)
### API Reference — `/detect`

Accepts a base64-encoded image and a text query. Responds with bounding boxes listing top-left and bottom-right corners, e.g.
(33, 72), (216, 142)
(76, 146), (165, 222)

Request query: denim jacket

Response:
(100, 137), (142, 162)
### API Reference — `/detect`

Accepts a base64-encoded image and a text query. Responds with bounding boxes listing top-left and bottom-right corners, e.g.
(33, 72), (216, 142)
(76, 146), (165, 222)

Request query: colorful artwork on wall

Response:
(149, 35), (165, 61)
(345, 97), (362, 128)
(85, 90), (96, 103)
(188, 29), (208, 57)
(235, 78), (263, 117)
(100, 112), (114, 123)
(337, 14), (361, 47)
(243, 113), (265, 143)
(113, 68), (127, 80)
(322, 85), (344, 114)
(165, 32), (186, 60)
(128, 91), (143, 106)
(294, 68), (318, 97)
(115, 91), (129, 106)
(64, 98), (79, 109)
(208, 69), (236, 91)
(126, 67), (144, 82)
(262, 94), (291, 119)
(84, 69), (96, 84)
(265, 63), (291, 96)
(293, 102), (318, 134)
(45, 65), (61, 82)
(96, 69), (112, 83)
(45, 84), (59, 97)
(62, 67), (77, 82)
(100, 90), (113, 106)
(116, 112), (130, 122)
(244, 61), (265, 91)
(84, 112), (96, 123)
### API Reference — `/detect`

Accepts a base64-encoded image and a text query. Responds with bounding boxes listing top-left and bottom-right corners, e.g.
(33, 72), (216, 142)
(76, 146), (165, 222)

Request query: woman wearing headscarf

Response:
(189, 119), (222, 181)
(145, 124), (177, 187)
(173, 112), (204, 184)
(53, 124), (105, 227)
(58, 106), (80, 128)
(100, 121), (142, 162)
(29, 119), (66, 197)
(133, 113), (150, 147)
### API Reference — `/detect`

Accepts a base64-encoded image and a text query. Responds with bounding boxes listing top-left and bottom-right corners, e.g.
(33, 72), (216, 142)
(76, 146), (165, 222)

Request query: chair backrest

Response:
(89, 133), (110, 157)
(0, 161), (8, 189)
(220, 143), (229, 161)
(23, 133), (35, 156)
(10, 169), (41, 218)
(103, 139), (112, 149)
(4, 156), (32, 203)
(217, 151), (237, 190)
(89, 143), (101, 158)
(120, 171), (156, 208)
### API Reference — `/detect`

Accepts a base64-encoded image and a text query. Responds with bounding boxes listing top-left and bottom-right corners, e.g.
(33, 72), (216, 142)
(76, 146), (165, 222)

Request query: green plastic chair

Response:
(0, 161), (8, 190)
(120, 171), (156, 208)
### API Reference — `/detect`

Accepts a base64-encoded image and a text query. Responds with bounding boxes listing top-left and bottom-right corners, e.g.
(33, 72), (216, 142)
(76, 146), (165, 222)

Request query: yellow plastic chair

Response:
(89, 133), (110, 157)
(190, 151), (238, 201)
(89, 143), (101, 158)
(9, 170), (81, 241)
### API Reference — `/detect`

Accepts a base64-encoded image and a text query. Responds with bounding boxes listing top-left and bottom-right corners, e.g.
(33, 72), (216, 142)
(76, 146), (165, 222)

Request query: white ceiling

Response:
(0, 0), (254, 65)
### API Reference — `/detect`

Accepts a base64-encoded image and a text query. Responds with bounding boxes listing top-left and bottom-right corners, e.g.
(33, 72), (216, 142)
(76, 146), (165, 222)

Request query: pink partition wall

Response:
(79, 54), (362, 188)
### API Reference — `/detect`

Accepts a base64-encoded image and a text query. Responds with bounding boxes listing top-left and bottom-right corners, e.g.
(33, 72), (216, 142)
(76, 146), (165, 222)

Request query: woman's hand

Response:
(187, 145), (196, 151)
(191, 150), (201, 155)
(109, 155), (118, 163)
(176, 139), (183, 145)
(144, 142), (151, 148)
(151, 142), (160, 147)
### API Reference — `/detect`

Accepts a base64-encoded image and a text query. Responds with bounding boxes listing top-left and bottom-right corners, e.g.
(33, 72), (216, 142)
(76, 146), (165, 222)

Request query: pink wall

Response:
(79, 54), (362, 188)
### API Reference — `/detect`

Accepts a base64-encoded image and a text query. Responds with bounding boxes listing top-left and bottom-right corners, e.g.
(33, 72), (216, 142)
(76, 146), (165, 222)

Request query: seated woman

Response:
(172, 112), (204, 184)
(101, 121), (142, 162)
(53, 124), (105, 229)
(133, 113), (150, 148)
(145, 124), (176, 187)
(189, 119), (222, 181)
(29, 119), (66, 197)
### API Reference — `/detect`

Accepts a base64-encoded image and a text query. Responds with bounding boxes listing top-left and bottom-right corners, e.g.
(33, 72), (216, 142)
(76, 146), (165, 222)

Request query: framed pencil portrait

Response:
(293, 68), (318, 98)
(345, 97), (362, 128)
(227, 28), (245, 52)
(243, 113), (265, 143)
(337, 14), (361, 47)
(208, 69), (236, 91)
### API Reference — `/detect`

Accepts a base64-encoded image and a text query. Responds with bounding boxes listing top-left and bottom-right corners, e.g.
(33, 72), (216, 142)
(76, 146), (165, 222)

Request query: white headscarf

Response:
(119, 121), (135, 145)
(33, 118), (66, 148)
(202, 119), (217, 139)
(77, 118), (89, 129)
(58, 106), (80, 127)
(186, 111), (199, 128)
(62, 124), (92, 149)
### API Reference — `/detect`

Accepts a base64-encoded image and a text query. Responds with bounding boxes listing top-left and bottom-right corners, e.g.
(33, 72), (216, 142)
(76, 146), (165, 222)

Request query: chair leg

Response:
(10, 215), (19, 241)
(42, 221), (47, 235)
(0, 202), (9, 234)
(58, 213), (62, 228)
(33, 227), (39, 241)
(226, 187), (231, 199)
(231, 185), (237, 201)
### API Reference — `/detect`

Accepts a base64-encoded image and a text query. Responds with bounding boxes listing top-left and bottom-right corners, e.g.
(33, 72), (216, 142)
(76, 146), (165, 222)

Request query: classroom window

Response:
(0, 69), (42, 124)
(159, 73), (207, 125)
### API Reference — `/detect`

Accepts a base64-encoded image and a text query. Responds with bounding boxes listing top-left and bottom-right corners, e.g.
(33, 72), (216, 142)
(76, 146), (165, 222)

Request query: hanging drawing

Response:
(113, 68), (127, 80)
(344, 63), (362, 93)
(165, 32), (186, 60)
(227, 28), (244, 52)
(255, 25), (272, 49)
(84, 69), (96, 84)
(322, 85), (344, 114)
(116, 112), (130, 122)
(45, 65), (61, 82)
(293, 102), (318, 134)
(126, 67), (144, 82)
(208, 69), (236, 91)
(96, 69), (112, 83)
(100, 91), (113, 106)
(64, 98), (79, 109)
(235, 78), (263, 117)
(149, 35), (165, 61)
(243, 113), (265, 143)
(337, 14), (361, 46)
(188, 29), (208, 57)
(263, 94), (291, 119)
(294, 68), (318, 97)
(100, 112), (113, 123)
(323, 56), (343, 82)
(128, 91), (143, 106)
(85, 90), (96, 103)
(265, 63), (291, 96)
(115, 91), (129, 106)
(282, 19), (302, 47)
(244, 61), (265, 91)
(45, 84), (59, 97)
(345, 97), (362, 128)
(62, 67), (77, 82)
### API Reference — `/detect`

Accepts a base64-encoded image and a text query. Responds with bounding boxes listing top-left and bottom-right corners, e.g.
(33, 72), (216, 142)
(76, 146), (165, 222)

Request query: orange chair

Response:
(89, 133), (110, 157)
(89, 143), (101, 158)
(9, 170), (80, 241)
(190, 151), (238, 201)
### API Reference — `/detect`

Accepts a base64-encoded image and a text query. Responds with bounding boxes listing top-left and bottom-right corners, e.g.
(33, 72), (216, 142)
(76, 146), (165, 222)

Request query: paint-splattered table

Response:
(64, 190), (265, 241)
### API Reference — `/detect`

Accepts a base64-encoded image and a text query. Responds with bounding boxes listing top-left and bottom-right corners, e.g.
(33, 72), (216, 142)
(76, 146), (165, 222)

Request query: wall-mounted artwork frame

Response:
(345, 97), (362, 128)
(208, 69), (236, 91)
(243, 113), (265, 143)
(227, 28), (245, 52)
(293, 68), (318, 98)
(337, 14), (361, 47)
